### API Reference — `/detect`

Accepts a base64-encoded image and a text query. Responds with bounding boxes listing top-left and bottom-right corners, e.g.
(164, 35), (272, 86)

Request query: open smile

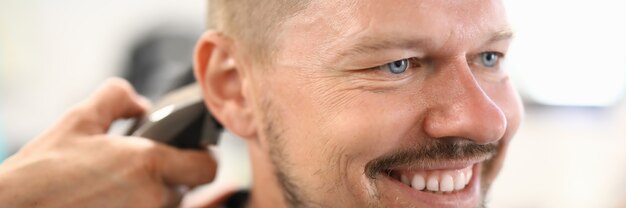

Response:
(378, 161), (483, 208)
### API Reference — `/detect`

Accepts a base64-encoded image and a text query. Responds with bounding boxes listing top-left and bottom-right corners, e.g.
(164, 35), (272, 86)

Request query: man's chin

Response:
(371, 163), (485, 208)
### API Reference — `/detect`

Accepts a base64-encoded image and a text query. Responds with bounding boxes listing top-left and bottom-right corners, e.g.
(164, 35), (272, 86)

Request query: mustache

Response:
(364, 138), (498, 179)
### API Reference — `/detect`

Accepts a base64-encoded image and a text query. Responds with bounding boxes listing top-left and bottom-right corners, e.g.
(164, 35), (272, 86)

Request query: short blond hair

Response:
(208, 0), (310, 64)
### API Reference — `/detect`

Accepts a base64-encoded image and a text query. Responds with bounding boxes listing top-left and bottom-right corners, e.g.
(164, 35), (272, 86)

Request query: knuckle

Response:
(148, 188), (167, 204)
(105, 77), (133, 92)
(128, 139), (162, 170)
(62, 105), (97, 129)
(105, 79), (135, 100)
(134, 185), (167, 207)
(62, 106), (84, 122)
(136, 139), (161, 157)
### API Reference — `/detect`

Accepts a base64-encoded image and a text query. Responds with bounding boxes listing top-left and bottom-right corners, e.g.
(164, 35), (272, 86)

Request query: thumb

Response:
(157, 147), (218, 187)
(60, 77), (151, 135)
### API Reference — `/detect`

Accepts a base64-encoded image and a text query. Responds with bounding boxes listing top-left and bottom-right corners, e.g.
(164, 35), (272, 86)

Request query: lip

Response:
(377, 163), (482, 208)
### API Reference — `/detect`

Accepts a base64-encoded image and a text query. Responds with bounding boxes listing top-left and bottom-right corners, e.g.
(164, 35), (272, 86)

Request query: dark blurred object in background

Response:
(122, 25), (197, 100)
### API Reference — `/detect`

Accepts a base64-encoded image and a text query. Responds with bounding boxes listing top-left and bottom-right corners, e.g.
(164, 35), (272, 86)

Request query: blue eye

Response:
(383, 59), (409, 74)
(480, 52), (500, 68)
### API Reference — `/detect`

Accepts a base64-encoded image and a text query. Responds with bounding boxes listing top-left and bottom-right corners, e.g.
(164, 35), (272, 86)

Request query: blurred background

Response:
(1, 0), (625, 207)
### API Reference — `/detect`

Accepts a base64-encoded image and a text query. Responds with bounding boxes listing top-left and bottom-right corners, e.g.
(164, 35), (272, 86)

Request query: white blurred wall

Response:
(492, 1), (626, 207)
(505, 0), (626, 107)
(0, 0), (206, 149)
(489, 104), (626, 208)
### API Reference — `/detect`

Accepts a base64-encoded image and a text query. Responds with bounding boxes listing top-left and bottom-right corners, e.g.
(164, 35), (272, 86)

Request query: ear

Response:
(194, 31), (257, 139)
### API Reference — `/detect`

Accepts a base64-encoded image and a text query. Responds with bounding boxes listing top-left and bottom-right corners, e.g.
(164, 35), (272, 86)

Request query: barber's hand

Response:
(0, 78), (217, 208)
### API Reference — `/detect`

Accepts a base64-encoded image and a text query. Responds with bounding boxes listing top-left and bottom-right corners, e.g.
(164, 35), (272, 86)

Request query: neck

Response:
(246, 141), (288, 208)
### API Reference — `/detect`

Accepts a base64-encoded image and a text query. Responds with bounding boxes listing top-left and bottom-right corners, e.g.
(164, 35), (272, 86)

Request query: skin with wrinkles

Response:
(195, 0), (523, 207)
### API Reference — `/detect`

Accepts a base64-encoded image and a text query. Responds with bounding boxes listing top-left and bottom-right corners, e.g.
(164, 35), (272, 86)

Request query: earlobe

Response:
(193, 31), (257, 139)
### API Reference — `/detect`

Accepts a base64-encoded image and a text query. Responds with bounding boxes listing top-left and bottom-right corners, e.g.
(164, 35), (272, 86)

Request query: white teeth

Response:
(401, 175), (410, 186)
(426, 175), (439, 192)
(411, 174), (426, 191)
(454, 172), (466, 191)
(440, 174), (454, 192)
(465, 168), (473, 185)
(396, 165), (474, 193)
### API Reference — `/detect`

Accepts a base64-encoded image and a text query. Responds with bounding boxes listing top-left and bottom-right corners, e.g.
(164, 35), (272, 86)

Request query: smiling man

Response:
(0, 0), (521, 207)
(194, 0), (522, 207)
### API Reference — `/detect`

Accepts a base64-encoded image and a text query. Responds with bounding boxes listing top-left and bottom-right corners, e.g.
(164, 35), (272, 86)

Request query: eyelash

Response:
(475, 51), (505, 69)
(368, 51), (506, 76)
(375, 58), (424, 72)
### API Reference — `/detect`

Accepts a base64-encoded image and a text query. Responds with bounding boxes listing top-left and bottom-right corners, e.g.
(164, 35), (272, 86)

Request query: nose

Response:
(422, 59), (507, 144)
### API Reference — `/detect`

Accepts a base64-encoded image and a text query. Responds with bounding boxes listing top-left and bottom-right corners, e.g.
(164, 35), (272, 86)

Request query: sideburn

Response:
(261, 98), (314, 208)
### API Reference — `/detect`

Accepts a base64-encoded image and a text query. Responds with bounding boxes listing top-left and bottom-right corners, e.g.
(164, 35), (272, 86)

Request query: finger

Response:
(61, 77), (151, 135)
(162, 186), (184, 208)
(180, 182), (240, 208)
(141, 180), (183, 208)
(157, 147), (218, 187)
(196, 187), (239, 208)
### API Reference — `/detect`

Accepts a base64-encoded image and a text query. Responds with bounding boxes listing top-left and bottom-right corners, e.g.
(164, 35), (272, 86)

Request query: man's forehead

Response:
(334, 29), (512, 61)
(277, 0), (510, 66)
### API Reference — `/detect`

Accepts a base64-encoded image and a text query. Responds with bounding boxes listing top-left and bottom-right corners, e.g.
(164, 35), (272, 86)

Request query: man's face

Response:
(246, 0), (522, 207)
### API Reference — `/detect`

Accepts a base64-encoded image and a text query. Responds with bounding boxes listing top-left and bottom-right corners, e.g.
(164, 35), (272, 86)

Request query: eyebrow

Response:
(335, 36), (430, 60)
(335, 30), (514, 60)
(488, 30), (514, 44)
